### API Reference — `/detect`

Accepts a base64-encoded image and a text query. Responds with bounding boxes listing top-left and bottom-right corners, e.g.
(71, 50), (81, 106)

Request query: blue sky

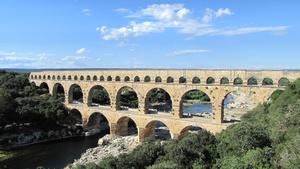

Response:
(0, 0), (299, 69)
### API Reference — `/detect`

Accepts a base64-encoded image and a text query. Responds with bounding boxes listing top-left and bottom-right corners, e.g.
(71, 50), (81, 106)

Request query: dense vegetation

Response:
(0, 71), (78, 131)
(74, 80), (300, 169)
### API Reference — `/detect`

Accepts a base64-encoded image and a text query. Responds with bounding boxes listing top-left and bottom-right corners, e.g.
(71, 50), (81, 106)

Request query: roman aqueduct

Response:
(29, 69), (300, 141)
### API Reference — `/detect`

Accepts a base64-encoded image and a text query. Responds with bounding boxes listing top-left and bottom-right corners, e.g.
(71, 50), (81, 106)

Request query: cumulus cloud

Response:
(76, 48), (86, 55)
(82, 9), (91, 16)
(170, 49), (209, 56)
(97, 4), (288, 41)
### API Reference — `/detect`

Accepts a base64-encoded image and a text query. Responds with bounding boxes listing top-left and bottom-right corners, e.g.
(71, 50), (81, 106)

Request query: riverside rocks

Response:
(66, 135), (139, 168)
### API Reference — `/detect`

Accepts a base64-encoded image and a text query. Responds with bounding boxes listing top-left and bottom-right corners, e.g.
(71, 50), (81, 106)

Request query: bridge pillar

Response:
(212, 98), (224, 124)
(138, 101), (146, 114)
(109, 122), (117, 136)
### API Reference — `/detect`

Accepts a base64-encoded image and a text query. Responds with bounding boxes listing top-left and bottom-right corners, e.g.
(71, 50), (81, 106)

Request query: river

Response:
(0, 104), (211, 169)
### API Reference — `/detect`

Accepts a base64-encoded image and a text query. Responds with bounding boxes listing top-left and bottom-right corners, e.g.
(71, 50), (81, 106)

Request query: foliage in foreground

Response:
(74, 80), (300, 169)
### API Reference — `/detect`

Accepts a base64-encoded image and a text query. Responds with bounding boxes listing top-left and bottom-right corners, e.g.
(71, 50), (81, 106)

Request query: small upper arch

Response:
(155, 76), (162, 83)
(247, 77), (258, 85)
(179, 77), (187, 84)
(134, 76), (140, 82)
(167, 76), (174, 83)
(144, 76), (151, 82)
(192, 77), (200, 84)
(220, 77), (229, 85)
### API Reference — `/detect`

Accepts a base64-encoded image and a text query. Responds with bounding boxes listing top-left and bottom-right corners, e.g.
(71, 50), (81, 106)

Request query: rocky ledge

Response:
(65, 134), (139, 168)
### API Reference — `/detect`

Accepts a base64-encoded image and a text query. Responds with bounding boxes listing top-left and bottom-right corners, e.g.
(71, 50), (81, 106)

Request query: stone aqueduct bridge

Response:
(29, 69), (300, 141)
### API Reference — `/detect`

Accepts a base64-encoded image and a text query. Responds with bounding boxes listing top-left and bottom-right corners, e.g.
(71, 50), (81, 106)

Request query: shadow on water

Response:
(0, 133), (106, 169)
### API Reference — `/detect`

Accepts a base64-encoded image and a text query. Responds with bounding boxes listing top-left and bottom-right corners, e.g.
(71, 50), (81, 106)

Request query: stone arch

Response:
(145, 88), (172, 114)
(68, 84), (83, 104)
(87, 85), (111, 107)
(69, 109), (83, 126)
(31, 75), (34, 79)
(52, 75), (56, 80)
(179, 89), (212, 118)
(278, 77), (290, 87)
(86, 75), (91, 81)
(262, 78), (273, 86)
(134, 76), (140, 82)
(38, 75), (41, 79)
(39, 82), (49, 94)
(57, 75), (61, 80)
(93, 75), (97, 81)
(100, 76), (104, 81)
(155, 76), (162, 83)
(142, 120), (171, 140)
(115, 116), (138, 136)
(220, 77), (229, 85)
(178, 125), (203, 139)
(222, 90), (256, 122)
(53, 83), (65, 102)
(206, 77), (215, 84)
(192, 77), (200, 84)
(62, 75), (66, 80)
(116, 86), (138, 110)
(144, 76), (151, 82)
(80, 75), (84, 81)
(43, 75), (46, 79)
(34, 75), (37, 79)
(68, 75), (72, 80)
(124, 76), (130, 82)
(247, 77), (258, 85)
(74, 75), (78, 80)
(179, 77), (186, 83)
(233, 77), (243, 85)
(115, 76), (121, 81)
(47, 75), (51, 80)
(167, 76), (174, 83)
(86, 112), (110, 134)
(107, 76), (112, 81)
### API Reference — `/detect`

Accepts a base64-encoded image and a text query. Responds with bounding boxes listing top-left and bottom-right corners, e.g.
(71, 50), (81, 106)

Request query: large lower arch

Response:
(115, 116), (138, 136)
(68, 84), (83, 104)
(68, 109), (83, 126)
(180, 89), (212, 118)
(222, 91), (256, 122)
(87, 85), (111, 107)
(145, 88), (172, 114)
(142, 120), (171, 140)
(39, 82), (49, 94)
(178, 125), (203, 139)
(86, 112), (110, 134)
(116, 86), (138, 110)
(53, 83), (65, 102)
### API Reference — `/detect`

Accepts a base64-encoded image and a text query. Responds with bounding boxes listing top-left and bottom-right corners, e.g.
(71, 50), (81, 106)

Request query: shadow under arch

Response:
(68, 84), (83, 104)
(142, 120), (171, 141)
(53, 83), (65, 102)
(86, 112), (110, 134)
(178, 125), (203, 139)
(87, 85), (111, 107)
(145, 88), (172, 114)
(39, 82), (49, 94)
(116, 86), (138, 110)
(115, 116), (138, 136)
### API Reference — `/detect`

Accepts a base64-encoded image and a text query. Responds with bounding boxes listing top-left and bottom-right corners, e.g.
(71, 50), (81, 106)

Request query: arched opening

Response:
(57, 75), (61, 80)
(52, 75), (56, 80)
(80, 76), (84, 81)
(115, 76), (121, 81)
(47, 75), (51, 80)
(278, 77), (290, 87)
(155, 76), (162, 83)
(167, 76), (174, 83)
(220, 77), (229, 85)
(88, 85), (111, 107)
(179, 126), (202, 139)
(31, 75), (34, 79)
(179, 77), (186, 83)
(74, 75), (78, 80)
(116, 87), (138, 110)
(93, 75), (97, 81)
(100, 76), (104, 81)
(34, 75), (37, 79)
(115, 117), (137, 136)
(192, 77), (200, 84)
(143, 121), (171, 140)
(144, 76), (151, 82)
(38, 75), (41, 79)
(134, 76), (140, 82)
(206, 77), (215, 84)
(68, 109), (83, 127)
(124, 76), (130, 82)
(247, 77), (258, 85)
(68, 84), (83, 104)
(62, 75), (66, 80)
(86, 112), (110, 135)
(43, 75), (46, 79)
(262, 78), (273, 85)
(68, 75), (72, 80)
(39, 82), (49, 94)
(222, 91), (256, 122)
(86, 75), (91, 81)
(107, 76), (112, 81)
(53, 83), (65, 102)
(180, 90), (212, 118)
(233, 77), (243, 85)
(145, 88), (172, 114)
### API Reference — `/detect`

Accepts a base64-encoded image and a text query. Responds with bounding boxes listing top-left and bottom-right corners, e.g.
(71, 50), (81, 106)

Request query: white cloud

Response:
(98, 3), (288, 41)
(170, 49), (209, 56)
(114, 8), (131, 13)
(76, 48), (86, 55)
(82, 9), (91, 16)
